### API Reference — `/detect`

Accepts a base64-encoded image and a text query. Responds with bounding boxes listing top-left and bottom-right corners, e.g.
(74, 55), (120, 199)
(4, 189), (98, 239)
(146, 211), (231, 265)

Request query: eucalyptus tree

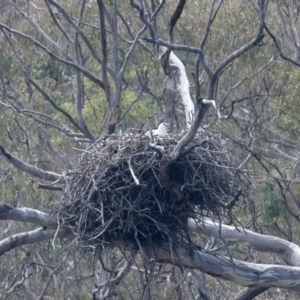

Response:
(1, 0), (300, 299)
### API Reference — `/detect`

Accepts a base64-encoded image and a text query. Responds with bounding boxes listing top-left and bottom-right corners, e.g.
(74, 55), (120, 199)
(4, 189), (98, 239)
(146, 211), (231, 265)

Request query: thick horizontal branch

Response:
(0, 203), (74, 256)
(0, 203), (57, 228)
(0, 144), (64, 183)
(155, 245), (300, 291)
(2, 204), (300, 292)
(0, 227), (68, 256)
(105, 233), (300, 292)
(189, 219), (300, 267)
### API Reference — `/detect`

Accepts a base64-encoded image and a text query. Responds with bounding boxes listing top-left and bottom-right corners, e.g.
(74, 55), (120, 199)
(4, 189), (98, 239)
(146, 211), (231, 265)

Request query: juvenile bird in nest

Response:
(144, 123), (170, 138)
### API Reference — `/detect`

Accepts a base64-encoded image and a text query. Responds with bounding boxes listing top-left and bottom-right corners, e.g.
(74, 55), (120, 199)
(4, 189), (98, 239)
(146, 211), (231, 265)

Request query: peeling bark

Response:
(161, 46), (194, 128)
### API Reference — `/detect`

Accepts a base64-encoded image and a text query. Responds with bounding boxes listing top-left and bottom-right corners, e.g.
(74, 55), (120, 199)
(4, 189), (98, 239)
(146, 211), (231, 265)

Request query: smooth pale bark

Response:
(0, 144), (64, 183)
(155, 245), (300, 291)
(0, 203), (57, 228)
(3, 205), (300, 291)
(0, 227), (61, 256)
(160, 46), (195, 128)
(169, 51), (194, 128)
(0, 203), (74, 255)
(189, 219), (300, 267)
(3, 225), (300, 292)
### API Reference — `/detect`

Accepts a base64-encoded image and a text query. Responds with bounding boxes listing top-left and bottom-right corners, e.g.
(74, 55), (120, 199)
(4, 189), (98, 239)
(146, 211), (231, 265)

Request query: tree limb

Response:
(170, 98), (210, 159)
(189, 218), (300, 266)
(0, 227), (70, 256)
(160, 46), (195, 128)
(0, 204), (74, 256)
(0, 23), (106, 89)
(213, 0), (268, 80)
(0, 144), (64, 183)
(0, 203), (57, 228)
(46, 0), (114, 76)
(169, 0), (186, 44)
(264, 24), (300, 68)
(74, 2), (96, 141)
(154, 244), (300, 291)
(274, 0), (299, 60)
(233, 287), (269, 300)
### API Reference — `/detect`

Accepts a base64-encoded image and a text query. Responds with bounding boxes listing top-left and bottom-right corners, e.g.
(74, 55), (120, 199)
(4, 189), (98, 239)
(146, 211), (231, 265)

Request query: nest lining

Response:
(57, 132), (239, 249)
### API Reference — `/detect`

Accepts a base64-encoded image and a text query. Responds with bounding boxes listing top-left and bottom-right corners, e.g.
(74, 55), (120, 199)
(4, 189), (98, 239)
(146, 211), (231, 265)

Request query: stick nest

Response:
(57, 131), (240, 249)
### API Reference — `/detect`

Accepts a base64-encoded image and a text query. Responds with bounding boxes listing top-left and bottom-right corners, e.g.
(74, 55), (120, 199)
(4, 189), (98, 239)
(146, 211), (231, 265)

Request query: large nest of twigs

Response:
(57, 131), (240, 249)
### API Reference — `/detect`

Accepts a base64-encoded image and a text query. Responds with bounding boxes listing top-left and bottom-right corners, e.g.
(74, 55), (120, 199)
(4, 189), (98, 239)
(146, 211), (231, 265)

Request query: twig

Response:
(128, 158), (139, 185)
(37, 183), (63, 191)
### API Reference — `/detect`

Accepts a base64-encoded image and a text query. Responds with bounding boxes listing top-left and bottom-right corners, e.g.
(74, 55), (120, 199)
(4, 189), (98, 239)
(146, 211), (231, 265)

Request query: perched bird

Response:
(145, 123), (170, 137)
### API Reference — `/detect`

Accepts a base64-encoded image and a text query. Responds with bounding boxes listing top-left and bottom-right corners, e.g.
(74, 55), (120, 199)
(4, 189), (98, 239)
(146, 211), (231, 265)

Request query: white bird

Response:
(145, 123), (170, 137)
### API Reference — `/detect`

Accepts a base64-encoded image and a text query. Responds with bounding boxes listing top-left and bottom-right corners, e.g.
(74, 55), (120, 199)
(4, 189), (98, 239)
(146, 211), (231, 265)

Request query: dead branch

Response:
(0, 144), (64, 183)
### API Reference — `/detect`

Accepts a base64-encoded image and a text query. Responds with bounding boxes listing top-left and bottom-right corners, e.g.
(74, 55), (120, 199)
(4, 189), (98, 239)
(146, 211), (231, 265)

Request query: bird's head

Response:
(157, 123), (170, 136)
(158, 123), (170, 130)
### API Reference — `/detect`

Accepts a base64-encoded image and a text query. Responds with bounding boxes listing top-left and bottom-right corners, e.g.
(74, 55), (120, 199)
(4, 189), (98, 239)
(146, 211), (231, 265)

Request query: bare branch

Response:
(0, 144), (64, 183)
(274, 0), (299, 60)
(190, 269), (211, 300)
(0, 203), (57, 228)
(200, 0), (224, 49)
(0, 227), (69, 256)
(189, 219), (300, 266)
(97, 0), (112, 104)
(195, 0), (224, 99)
(15, 108), (77, 137)
(171, 98), (210, 159)
(74, 2), (96, 141)
(119, 25), (147, 79)
(46, 0), (114, 76)
(8, 0), (73, 60)
(37, 183), (63, 191)
(44, 0), (73, 43)
(154, 244), (300, 291)
(3, 270), (33, 300)
(169, 0), (186, 43)
(214, 0), (269, 80)
(38, 263), (63, 300)
(0, 204), (74, 255)
(127, 158), (139, 185)
(41, 128), (69, 167)
(0, 23), (106, 89)
(1, 29), (87, 138)
(143, 38), (213, 79)
(233, 287), (269, 300)
(93, 254), (135, 297)
(264, 24), (300, 68)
